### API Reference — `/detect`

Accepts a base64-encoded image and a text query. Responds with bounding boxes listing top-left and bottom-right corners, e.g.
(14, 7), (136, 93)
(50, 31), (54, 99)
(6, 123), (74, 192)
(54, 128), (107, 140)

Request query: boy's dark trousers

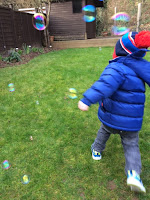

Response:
(91, 123), (142, 176)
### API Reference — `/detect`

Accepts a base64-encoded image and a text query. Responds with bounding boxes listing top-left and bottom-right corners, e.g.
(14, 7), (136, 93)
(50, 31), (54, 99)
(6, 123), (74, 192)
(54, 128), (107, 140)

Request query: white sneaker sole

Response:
(127, 177), (146, 193)
(92, 154), (102, 160)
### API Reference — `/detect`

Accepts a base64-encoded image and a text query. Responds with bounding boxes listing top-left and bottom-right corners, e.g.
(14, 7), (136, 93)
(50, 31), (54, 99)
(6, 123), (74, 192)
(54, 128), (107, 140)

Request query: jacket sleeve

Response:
(81, 63), (125, 106)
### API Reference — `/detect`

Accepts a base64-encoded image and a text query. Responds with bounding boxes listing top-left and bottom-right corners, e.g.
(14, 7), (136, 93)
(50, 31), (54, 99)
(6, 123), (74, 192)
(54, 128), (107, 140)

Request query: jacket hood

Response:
(110, 49), (150, 86)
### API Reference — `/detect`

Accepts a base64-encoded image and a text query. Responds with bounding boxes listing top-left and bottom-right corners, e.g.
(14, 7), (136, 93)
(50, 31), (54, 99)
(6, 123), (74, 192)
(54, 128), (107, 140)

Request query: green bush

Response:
(38, 47), (44, 54)
(31, 47), (39, 53)
(31, 47), (44, 53)
(96, 7), (108, 36)
(22, 43), (31, 55)
(17, 49), (23, 55)
(3, 49), (21, 63)
(0, 55), (2, 61)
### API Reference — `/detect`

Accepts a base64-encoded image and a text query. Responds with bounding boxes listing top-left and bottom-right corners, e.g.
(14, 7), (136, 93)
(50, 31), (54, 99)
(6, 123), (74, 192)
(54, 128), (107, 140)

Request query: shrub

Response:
(31, 47), (39, 53)
(38, 47), (44, 54)
(22, 43), (31, 55)
(31, 47), (44, 53)
(3, 49), (21, 63)
(17, 49), (23, 55)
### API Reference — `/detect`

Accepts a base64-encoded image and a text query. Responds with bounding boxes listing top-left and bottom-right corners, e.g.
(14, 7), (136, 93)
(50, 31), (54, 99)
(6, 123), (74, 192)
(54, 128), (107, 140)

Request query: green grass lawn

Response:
(0, 47), (150, 200)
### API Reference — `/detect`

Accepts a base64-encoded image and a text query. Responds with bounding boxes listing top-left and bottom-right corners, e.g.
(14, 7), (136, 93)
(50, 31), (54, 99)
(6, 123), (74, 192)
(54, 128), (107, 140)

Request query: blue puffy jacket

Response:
(81, 50), (150, 131)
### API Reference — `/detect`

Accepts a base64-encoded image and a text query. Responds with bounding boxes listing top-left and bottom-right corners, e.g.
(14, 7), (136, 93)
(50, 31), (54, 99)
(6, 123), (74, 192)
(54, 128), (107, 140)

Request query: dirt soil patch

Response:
(107, 180), (117, 190)
(0, 47), (58, 69)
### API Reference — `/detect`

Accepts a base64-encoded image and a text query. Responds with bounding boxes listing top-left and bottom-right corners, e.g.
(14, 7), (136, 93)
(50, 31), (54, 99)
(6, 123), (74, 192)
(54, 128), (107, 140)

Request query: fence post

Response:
(136, 3), (141, 32)
(114, 7), (117, 27)
(43, 2), (51, 47)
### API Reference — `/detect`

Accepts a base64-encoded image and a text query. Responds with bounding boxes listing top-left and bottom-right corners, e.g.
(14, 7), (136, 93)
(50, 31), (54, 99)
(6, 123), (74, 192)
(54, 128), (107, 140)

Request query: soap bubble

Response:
(8, 83), (15, 92)
(32, 13), (47, 31)
(82, 5), (96, 22)
(111, 12), (130, 35)
(2, 160), (11, 169)
(112, 26), (130, 36)
(21, 175), (30, 184)
(68, 88), (77, 99)
(111, 12), (130, 22)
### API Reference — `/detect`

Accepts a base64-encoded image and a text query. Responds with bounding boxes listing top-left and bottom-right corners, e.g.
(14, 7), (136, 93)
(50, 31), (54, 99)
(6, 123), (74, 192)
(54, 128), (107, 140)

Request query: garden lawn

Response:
(0, 47), (150, 200)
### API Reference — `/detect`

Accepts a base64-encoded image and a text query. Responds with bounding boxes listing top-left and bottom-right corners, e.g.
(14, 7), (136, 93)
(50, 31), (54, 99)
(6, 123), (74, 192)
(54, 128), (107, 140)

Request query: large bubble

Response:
(82, 5), (96, 22)
(111, 12), (130, 35)
(32, 13), (47, 31)
(111, 12), (130, 22)
(112, 26), (130, 36)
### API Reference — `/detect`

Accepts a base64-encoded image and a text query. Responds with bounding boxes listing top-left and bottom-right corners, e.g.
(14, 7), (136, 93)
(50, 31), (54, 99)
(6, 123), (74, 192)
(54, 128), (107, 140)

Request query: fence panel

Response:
(0, 7), (14, 51)
(0, 6), (42, 52)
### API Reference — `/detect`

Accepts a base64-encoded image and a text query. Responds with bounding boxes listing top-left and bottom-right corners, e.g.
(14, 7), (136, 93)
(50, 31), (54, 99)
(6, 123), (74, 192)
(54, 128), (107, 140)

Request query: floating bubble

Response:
(32, 13), (47, 31)
(82, 5), (96, 22)
(21, 175), (30, 184)
(2, 160), (11, 170)
(112, 26), (129, 36)
(111, 12), (130, 22)
(8, 83), (15, 92)
(111, 12), (130, 36)
(68, 88), (77, 99)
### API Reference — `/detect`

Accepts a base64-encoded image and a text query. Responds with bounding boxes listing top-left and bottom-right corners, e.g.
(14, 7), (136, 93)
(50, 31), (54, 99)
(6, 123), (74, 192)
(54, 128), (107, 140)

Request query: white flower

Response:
(30, 136), (33, 140)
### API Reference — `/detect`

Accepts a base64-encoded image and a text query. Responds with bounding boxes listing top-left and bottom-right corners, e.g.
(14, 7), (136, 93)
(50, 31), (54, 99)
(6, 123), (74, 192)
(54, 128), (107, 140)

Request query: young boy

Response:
(78, 31), (150, 193)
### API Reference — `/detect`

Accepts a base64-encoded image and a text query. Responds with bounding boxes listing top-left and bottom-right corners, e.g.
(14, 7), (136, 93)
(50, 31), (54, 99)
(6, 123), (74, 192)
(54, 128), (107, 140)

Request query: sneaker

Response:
(127, 170), (146, 193)
(92, 149), (102, 160)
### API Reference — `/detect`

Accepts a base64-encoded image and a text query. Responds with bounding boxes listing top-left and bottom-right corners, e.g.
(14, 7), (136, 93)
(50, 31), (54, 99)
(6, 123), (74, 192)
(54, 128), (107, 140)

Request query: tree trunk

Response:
(43, 1), (51, 47)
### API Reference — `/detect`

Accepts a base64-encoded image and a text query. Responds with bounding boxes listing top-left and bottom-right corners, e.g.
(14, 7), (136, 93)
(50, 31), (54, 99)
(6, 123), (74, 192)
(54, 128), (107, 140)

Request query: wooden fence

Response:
(0, 6), (42, 52)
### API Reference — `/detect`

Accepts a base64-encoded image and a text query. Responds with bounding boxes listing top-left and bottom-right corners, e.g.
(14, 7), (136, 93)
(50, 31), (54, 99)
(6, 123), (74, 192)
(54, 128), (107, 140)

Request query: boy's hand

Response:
(78, 101), (89, 111)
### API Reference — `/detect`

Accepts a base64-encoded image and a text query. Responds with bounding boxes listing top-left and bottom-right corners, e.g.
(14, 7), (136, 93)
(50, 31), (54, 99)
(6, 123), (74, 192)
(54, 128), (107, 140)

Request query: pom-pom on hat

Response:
(135, 30), (150, 48)
(113, 31), (150, 59)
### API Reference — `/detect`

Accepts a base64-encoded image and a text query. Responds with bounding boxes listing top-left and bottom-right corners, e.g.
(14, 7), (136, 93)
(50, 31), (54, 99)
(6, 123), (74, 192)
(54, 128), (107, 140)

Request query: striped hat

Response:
(113, 31), (150, 59)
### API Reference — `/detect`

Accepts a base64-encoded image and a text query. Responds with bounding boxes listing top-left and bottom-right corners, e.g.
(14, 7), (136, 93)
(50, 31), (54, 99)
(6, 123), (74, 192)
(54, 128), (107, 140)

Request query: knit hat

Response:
(113, 30), (150, 59)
